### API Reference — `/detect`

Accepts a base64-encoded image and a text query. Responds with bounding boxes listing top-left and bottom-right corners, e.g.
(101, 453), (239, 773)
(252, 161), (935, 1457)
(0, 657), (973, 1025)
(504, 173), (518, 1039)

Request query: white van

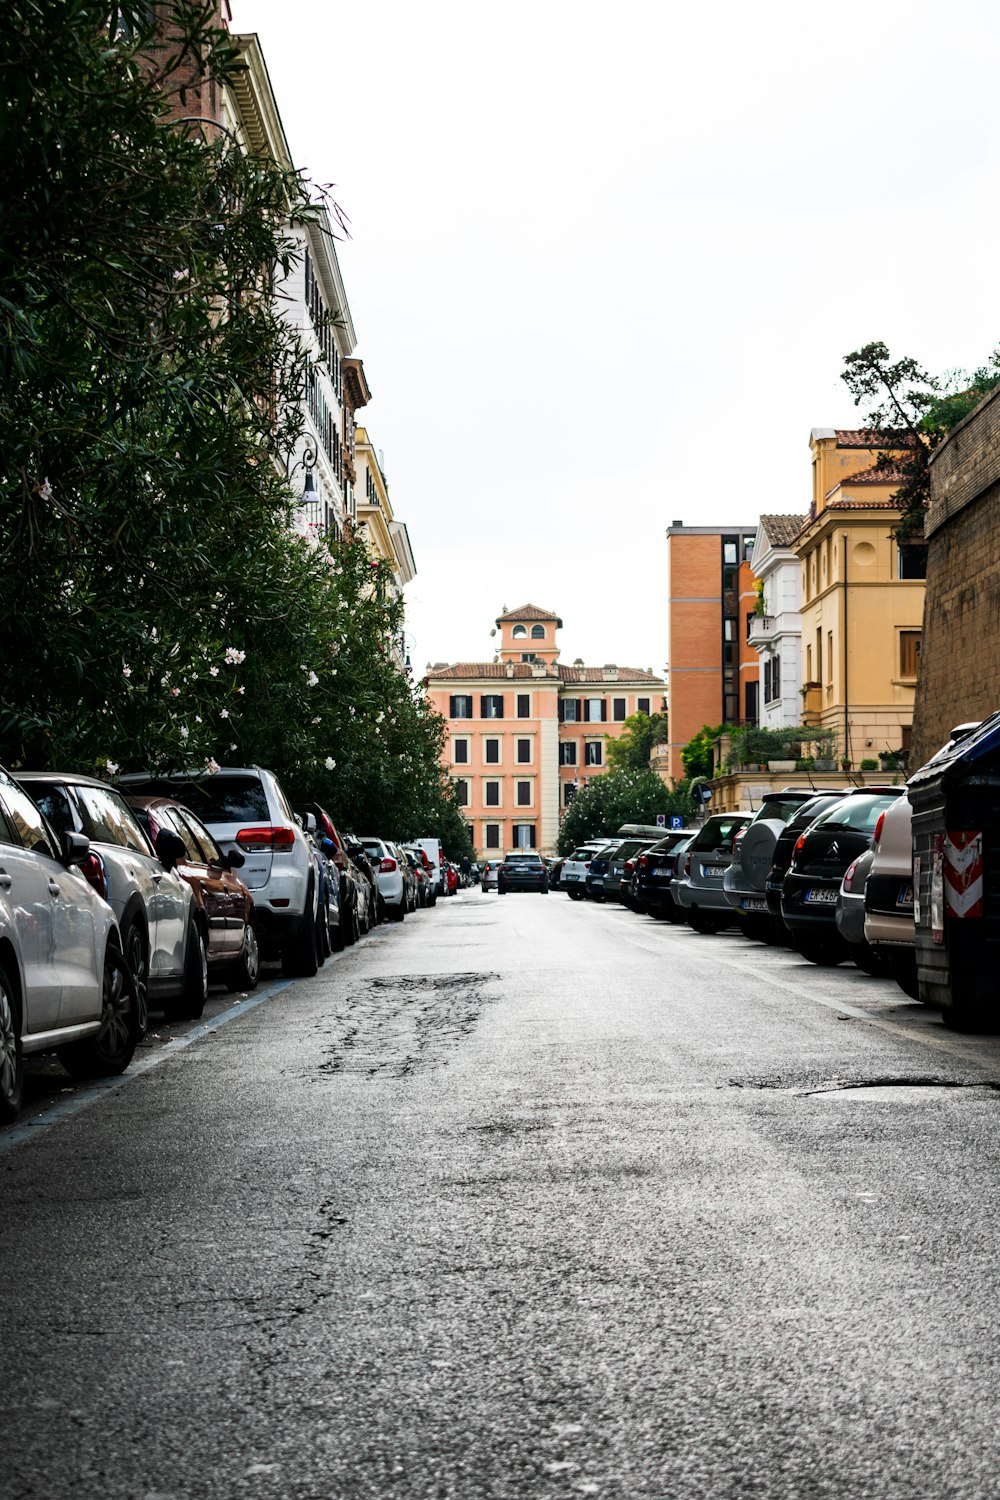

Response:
(415, 837), (443, 894)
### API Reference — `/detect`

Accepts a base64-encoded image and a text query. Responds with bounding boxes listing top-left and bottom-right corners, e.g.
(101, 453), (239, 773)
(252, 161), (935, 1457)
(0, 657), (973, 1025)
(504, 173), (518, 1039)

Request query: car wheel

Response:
(792, 931), (847, 967)
(737, 915), (777, 945)
(344, 901), (358, 946)
(687, 908), (718, 934)
(890, 949), (920, 1000)
(567, 890), (583, 901)
(226, 923), (260, 992)
(0, 964), (24, 1124)
(121, 919), (149, 1038)
(283, 887), (319, 978)
(331, 908), (346, 952)
(165, 918), (209, 1021)
(59, 945), (139, 1079)
(390, 901), (405, 922)
(314, 902), (328, 968)
(851, 940), (891, 977)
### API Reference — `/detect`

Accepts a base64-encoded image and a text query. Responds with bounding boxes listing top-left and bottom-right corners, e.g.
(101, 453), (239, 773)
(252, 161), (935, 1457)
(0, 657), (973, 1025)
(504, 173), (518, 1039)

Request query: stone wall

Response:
(912, 388), (1000, 767)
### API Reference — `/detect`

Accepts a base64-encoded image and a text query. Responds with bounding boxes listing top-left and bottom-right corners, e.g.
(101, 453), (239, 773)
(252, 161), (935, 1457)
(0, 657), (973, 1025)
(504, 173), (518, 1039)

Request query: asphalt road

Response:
(5, 890), (1000, 1500)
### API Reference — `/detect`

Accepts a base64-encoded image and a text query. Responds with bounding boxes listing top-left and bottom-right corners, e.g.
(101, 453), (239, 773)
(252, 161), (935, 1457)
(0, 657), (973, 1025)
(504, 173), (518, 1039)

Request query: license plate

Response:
(804, 888), (837, 904)
(896, 884), (913, 908)
(701, 865), (725, 877)
(740, 896), (767, 911)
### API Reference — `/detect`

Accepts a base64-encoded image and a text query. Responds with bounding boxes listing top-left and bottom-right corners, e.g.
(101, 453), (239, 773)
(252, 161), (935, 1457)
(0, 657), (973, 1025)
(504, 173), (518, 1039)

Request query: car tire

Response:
(331, 909), (346, 952)
(283, 887), (320, 978)
(890, 949), (920, 1000)
(792, 931), (847, 967)
(59, 944), (139, 1079)
(0, 963), (24, 1124)
(687, 908), (718, 934)
(344, 902), (359, 946)
(226, 923), (260, 992)
(390, 902), (405, 922)
(737, 915), (777, 945)
(121, 918), (149, 1038)
(851, 940), (891, 977)
(314, 903), (328, 968)
(566, 890), (584, 901)
(165, 917), (209, 1021)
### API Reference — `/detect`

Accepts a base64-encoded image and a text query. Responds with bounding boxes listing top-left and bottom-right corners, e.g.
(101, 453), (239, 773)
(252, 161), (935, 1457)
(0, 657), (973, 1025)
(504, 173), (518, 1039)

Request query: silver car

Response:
(359, 838), (407, 921)
(671, 814), (751, 933)
(0, 766), (139, 1122)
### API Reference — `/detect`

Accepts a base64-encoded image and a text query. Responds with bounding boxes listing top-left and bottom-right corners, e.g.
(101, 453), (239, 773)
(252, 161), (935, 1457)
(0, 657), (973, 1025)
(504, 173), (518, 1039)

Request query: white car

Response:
(0, 765), (140, 1123)
(358, 838), (406, 921)
(481, 860), (500, 892)
(21, 771), (201, 1027)
(560, 842), (615, 901)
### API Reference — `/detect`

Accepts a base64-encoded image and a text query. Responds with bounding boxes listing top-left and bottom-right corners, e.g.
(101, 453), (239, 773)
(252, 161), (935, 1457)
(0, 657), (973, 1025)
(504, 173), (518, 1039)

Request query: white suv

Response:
(0, 766), (140, 1122)
(359, 838), (407, 922)
(561, 842), (614, 900)
(118, 767), (321, 977)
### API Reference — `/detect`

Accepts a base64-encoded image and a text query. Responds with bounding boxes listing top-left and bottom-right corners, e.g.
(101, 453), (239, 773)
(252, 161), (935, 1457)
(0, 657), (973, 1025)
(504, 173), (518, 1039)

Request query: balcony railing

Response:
(748, 614), (775, 645)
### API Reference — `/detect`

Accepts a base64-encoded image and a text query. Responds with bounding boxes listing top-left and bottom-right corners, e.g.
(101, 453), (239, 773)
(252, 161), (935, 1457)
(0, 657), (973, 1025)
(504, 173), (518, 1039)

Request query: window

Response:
(484, 781), (501, 807)
(485, 824), (501, 850)
(516, 781), (532, 806)
(453, 738), (469, 764)
(898, 544), (928, 580)
(484, 738), (500, 764)
(827, 632), (834, 684)
(449, 694), (473, 718)
(564, 783), (576, 806)
(746, 611), (755, 641)
(516, 739), (531, 763)
(0, 778), (58, 858)
(516, 694), (530, 718)
(455, 779), (469, 807)
(586, 697), (606, 722)
(520, 653), (537, 663)
(723, 540), (738, 565)
(559, 742), (577, 766)
(744, 680), (759, 724)
(560, 698), (580, 722)
(480, 694), (504, 719)
(530, 624), (545, 639)
(763, 659), (772, 704)
(585, 741), (603, 766)
(637, 698), (650, 716)
(513, 823), (536, 848)
(613, 698), (626, 721)
(900, 631), (921, 678)
(512, 625), (527, 639)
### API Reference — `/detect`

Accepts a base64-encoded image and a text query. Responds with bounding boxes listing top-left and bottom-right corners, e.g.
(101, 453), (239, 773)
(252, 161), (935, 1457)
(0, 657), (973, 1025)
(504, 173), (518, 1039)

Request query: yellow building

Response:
(796, 430), (926, 766)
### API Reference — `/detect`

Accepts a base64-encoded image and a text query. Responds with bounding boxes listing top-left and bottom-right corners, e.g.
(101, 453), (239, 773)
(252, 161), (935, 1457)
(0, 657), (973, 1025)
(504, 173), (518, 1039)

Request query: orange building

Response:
(664, 524), (759, 782)
(425, 606), (666, 857)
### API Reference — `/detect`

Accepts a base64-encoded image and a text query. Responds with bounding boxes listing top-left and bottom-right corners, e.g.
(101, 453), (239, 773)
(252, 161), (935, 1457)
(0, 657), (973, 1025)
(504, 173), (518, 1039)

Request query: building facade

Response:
(795, 430), (926, 765)
(748, 514), (807, 728)
(425, 606), (666, 858)
(664, 524), (758, 782)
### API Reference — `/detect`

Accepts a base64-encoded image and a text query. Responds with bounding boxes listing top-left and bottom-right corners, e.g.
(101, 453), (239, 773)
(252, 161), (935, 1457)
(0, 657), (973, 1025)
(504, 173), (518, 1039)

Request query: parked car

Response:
(630, 831), (695, 921)
(764, 792), (850, 923)
(723, 790), (828, 943)
(297, 811), (341, 966)
(344, 839), (378, 929)
(671, 814), (750, 933)
(125, 794), (260, 992)
(294, 803), (356, 948)
(781, 787), (905, 965)
(359, 837), (408, 921)
(118, 767), (322, 978)
(444, 862), (459, 896)
(863, 794), (918, 998)
(0, 765), (141, 1122)
(497, 852), (549, 894)
(560, 842), (610, 901)
(415, 838), (444, 897)
(402, 844), (438, 908)
(603, 837), (661, 904)
(401, 848), (429, 908)
(585, 842), (620, 901)
(834, 848), (890, 975)
(22, 771), (202, 1024)
(481, 860), (500, 892)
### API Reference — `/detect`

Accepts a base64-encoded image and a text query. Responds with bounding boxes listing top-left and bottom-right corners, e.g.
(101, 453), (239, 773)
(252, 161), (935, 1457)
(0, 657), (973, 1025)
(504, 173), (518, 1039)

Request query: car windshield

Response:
(690, 816), (746, 852)
(815, 793), (900, 834)
(748, 796), (809, 826)
(73, 784), (152, 854)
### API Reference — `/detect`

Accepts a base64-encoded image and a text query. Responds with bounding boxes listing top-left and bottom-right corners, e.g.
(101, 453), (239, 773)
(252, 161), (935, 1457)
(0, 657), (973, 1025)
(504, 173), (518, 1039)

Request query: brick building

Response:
(425, 607), (666, 857)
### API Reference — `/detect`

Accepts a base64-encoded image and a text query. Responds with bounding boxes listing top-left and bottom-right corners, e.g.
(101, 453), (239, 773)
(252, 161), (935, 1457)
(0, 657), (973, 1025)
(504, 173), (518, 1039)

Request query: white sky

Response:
(230, 0), (1000, 676)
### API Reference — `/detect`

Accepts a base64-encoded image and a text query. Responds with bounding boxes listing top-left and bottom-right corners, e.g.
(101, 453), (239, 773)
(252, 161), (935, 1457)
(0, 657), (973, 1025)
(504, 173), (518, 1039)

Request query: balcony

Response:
(748, 614), (775, 646)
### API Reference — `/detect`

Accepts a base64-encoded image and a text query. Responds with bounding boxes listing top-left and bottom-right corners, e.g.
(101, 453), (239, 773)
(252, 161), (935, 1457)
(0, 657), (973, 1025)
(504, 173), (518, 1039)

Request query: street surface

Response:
(5, 890), (1000, 1500)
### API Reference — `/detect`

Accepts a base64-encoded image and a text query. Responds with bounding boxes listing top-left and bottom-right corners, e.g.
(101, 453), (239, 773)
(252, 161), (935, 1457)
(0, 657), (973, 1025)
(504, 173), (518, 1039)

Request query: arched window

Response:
(530, 624), (546, 639)
(512, 625), (527, 639)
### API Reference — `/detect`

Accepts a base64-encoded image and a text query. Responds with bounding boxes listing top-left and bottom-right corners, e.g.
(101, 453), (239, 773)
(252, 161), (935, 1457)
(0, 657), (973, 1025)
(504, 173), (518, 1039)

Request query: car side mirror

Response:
(155, 828), (186, 869)
(320, 837), (336, 856)
(224, 848), (245, 870)
(63, 831), (91, 867)
(302, 812), (317, 834)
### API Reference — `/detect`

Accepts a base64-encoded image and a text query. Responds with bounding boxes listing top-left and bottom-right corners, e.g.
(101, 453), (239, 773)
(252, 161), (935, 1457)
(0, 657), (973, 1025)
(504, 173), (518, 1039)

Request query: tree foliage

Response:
(0, 0), (460, 845)
(841, 341), (1000, 540)
(680, 724), (724, 781)
(556, 769), (693, 856)
(604, 711), (668, 772)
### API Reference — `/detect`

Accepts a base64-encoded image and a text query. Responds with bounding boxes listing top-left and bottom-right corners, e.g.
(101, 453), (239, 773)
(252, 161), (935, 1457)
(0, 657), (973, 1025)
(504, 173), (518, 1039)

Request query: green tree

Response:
(605, 710), (668, 772)
(556, 769), (693, 856)
(680, 724), (724, 781)
(841, 341), (1000, 540)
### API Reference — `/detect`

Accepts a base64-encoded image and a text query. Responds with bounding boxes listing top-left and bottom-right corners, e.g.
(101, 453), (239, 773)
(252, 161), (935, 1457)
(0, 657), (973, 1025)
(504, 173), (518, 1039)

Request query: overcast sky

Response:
(231, 0), (1000, 676)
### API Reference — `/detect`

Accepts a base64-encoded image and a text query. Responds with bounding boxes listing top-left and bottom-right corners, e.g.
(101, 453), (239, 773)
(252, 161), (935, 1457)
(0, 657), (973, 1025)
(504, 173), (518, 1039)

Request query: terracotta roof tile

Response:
(426, 662), (665, 684)
(758, 514), (806, 546)
(833, 429), (915, 449)
(495, 603), (562, 624)
(826, 499), (902, 511)
(558, 665), (664, 684)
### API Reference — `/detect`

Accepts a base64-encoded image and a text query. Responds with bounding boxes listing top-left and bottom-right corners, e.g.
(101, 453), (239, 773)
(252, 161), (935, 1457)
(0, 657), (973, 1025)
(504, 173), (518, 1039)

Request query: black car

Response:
(764, 792), (849, 922)
(585, 843), (618, 901)
(497, 853), (549, 894)
(781, 788), (904, 964)
(603, 838), (660, 904)
(723, 790), (827, 943)
(629, 831), (693, 920)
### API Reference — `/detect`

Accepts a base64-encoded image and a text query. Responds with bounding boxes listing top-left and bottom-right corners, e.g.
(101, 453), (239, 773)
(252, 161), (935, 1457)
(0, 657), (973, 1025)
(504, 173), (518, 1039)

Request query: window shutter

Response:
(601, 699), (608, 722)
(558, 699), (565, 723)
(576, 699), (583, 722)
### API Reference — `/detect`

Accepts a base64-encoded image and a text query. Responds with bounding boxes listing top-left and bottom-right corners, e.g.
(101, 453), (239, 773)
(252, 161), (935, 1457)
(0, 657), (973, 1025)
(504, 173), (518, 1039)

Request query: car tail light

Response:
(380, 856), (397, 872)
(236, 826), (296, 851)
(584, 860), (591, 868)
(79, 851), (109, 901)
(638, 855), (648, 869)
(624, 860), (635, 874)
(683, 853), (692, 876)
(872, 811), (886, 847)
(842, 858), (860, 893)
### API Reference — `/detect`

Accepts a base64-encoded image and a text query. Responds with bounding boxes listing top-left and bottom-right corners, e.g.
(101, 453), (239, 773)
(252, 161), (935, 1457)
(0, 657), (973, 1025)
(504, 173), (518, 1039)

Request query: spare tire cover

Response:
(740, 822), (780, 891)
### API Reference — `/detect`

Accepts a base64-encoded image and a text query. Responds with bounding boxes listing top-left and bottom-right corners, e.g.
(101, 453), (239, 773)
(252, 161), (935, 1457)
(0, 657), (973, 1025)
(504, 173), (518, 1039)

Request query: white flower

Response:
(209, 666), (219, 677)
(311, 716), (321, 725)
(39, 477), (53, 501)
(194, 715), (202, 724)
(179, 725), (189, 739)
(224, 647), (245, 665)
(230, 743), (237, 751)
(122, 664), (132, 679)
(325, 757), (336, 770)
(220, 708), (230, 719)
(306, 671), (319, 688)
(237, 685), (245, 695)
(204, 757), (220, 775)
(105, 760), (119, 776)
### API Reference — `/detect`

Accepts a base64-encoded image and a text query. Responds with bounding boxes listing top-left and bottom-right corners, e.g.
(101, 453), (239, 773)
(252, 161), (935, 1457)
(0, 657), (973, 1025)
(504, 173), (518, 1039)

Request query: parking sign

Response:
(669, 815), (683, 829)
(655, 813), (666, 827)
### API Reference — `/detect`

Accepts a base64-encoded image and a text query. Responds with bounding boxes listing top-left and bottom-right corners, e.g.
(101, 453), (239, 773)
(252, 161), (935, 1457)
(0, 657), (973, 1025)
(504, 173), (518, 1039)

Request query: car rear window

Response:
(749, 796), (809, 826)
(505, 855), (542, 866)
(73, 784), (152, 854)
(815, 793), (900, 833)
(160, 776), (269, 825)
(690, 816), (747, 852)
(570, 847), (596, 861)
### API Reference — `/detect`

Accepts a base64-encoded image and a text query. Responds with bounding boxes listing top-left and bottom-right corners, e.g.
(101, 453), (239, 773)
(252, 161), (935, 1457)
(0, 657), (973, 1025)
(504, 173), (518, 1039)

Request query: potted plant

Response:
(860, 758), (878, 771)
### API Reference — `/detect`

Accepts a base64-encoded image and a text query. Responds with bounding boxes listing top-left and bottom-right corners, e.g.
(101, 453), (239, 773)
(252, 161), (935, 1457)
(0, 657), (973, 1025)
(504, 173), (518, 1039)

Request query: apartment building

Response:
(425, 606), (666, 858)
(664, 524), (759, 781)
(748, 514), (807, 729)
